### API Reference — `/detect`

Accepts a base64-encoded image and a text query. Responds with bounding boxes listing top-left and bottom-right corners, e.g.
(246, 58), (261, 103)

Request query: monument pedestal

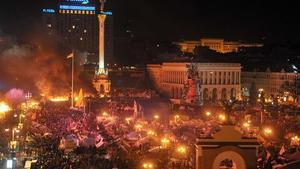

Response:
(93, 73), (111, 96)
(195, 125), (259, 169)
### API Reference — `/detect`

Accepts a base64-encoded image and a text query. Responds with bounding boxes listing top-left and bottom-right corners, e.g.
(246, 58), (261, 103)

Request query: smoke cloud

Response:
(0, 30), (95, 98)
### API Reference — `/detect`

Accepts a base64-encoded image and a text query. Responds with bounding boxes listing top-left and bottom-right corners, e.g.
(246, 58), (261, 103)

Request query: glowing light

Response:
(100, 11), (113, 15)
(5, 128), (10, 132)
(125, 117), (132, 124)
(49, 97), (69, 102)
(291, 135), (300, 146)
(0, 102), (11, 114)
(143, 162), (153, 169)
(177, 145), (187, 154)
(102, 112), (108, 117)
(263, 128), (273, 136)
(59, 5), (95, 11)
(42, 9), (55, 13)
(243, 122), (250, 128)
(205, 111), (211, 116)
(218, 114), (226, 121)
(161, 137), (170, 148)
(147, 130), (156, 136)
(134, 124), (143, 131)
(153, 115), (159, 120)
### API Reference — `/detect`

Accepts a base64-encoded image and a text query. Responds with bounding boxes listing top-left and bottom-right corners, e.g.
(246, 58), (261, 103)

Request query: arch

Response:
(203, 88), (209, 101)
(212, 88), (218, 103)
(230, 88), (236, 100)
(221, 88), (227, 100)
(212, 151), (246, 169)
(100, 84), (105, 94)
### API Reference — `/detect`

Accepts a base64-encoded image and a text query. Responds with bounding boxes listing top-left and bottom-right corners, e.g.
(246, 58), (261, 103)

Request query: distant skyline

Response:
(0, 0), (300, 43)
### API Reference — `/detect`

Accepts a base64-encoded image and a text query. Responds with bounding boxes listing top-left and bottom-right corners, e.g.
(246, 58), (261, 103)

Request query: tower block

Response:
(93, 0), (111, 95)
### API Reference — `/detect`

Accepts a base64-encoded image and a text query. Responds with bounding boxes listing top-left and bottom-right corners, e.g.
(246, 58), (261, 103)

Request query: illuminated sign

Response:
(101, 11), (113, 15)
(66, 0), (90, 5)
(59, 5), (95, 11)
(42, 9), (55, 13)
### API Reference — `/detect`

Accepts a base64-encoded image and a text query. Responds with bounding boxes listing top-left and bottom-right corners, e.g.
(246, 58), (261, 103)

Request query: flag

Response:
(266, 150), (271, 160)
(67, 52), (74, 59)
(133, 100), (138, 118)
(279, 145), (286, 156)
(75, 88), (84, 108)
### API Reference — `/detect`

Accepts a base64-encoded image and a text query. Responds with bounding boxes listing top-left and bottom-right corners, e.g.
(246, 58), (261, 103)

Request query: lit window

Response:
(47, 24), (52, 28)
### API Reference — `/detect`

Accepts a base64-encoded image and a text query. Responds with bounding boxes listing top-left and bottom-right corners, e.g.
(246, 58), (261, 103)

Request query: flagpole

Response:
(71, 50), (74, 108)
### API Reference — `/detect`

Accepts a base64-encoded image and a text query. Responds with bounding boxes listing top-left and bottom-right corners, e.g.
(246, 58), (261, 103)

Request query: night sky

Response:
(0, 0), (300, 43)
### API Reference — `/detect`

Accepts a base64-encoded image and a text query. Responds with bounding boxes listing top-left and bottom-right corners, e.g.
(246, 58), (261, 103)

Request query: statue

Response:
(183, 63), (201, 104)
(100, 0), (106, 12)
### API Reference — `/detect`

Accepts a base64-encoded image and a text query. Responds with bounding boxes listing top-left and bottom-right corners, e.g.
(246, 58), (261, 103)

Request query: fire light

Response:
(218, 114), (226, 121)
(49, 97), (69, 102)
(0, 102), (11, 114)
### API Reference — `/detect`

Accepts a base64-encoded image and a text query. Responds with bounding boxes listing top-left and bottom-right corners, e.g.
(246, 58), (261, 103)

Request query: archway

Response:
(212, 88), (218, 103)
(203, 88), (209, 101)
(230, 88), (236, 100)
(219, 159), (236, 169)
(100, 84), (105, 94)
(221, 88), (227, 100)
(212, 151), (246, 169)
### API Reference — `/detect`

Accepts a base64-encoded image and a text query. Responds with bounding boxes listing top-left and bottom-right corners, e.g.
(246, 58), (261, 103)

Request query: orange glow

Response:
(49, 96), (69, 102)
(0, 102), (11, 114)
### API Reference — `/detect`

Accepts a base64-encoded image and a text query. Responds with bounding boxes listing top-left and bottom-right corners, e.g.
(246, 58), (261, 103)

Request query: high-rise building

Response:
(41, 0), (113, 68)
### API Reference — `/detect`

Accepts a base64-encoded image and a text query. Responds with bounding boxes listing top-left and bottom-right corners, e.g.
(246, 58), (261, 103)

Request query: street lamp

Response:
(174, 115), (180, 123)
(205, 111), (211, 117)
(161, 137), (170, 148)
(218, 114), (226, 122)
(263, 127), (273, 136)
(291, 135), (300, 146)
(153, 115), (159, 120)
(177, 145), (187, 154)
(0, 102), (11, 117)
(142, 162), (154, 169)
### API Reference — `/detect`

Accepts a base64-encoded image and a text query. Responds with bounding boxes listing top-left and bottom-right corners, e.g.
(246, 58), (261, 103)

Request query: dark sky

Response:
(1, 0), (300, 43)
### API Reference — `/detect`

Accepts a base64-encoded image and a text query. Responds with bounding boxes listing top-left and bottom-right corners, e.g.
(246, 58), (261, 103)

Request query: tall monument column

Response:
(93, 0), (111, 96)
(98, 14), (106, 74)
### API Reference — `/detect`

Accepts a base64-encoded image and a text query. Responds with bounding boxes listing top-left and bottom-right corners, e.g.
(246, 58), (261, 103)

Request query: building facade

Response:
(176, 38), (263, 54)
(242, 69), (300, 101)
(42, 0), (113, 65)
(147, 63), (242, 103)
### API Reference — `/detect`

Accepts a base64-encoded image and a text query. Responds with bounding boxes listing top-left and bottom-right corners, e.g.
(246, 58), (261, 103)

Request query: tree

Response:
(219, 100), (237, 125)
(280, 81), (298, 102)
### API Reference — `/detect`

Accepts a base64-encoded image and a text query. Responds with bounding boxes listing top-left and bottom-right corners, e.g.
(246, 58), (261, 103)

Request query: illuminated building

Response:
(175, 38), (263, 54)
(41, 0), (113, 68)
(242, 66), (300, 102)
(147, 63), (241, 103)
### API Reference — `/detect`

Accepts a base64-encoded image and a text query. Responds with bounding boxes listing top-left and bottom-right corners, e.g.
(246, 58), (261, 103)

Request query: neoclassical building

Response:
(242, 68), (299, 101)
(175, 38), (263, 54)
(147, 62), (242, 103)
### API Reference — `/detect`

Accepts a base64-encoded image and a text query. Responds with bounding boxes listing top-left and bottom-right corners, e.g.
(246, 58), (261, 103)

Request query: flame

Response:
(49, 96), (69, 102)
(0, 102), (11, 114)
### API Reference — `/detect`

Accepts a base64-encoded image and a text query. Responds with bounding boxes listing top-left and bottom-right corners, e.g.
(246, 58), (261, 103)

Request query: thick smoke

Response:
(0, 31), (84, 97)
